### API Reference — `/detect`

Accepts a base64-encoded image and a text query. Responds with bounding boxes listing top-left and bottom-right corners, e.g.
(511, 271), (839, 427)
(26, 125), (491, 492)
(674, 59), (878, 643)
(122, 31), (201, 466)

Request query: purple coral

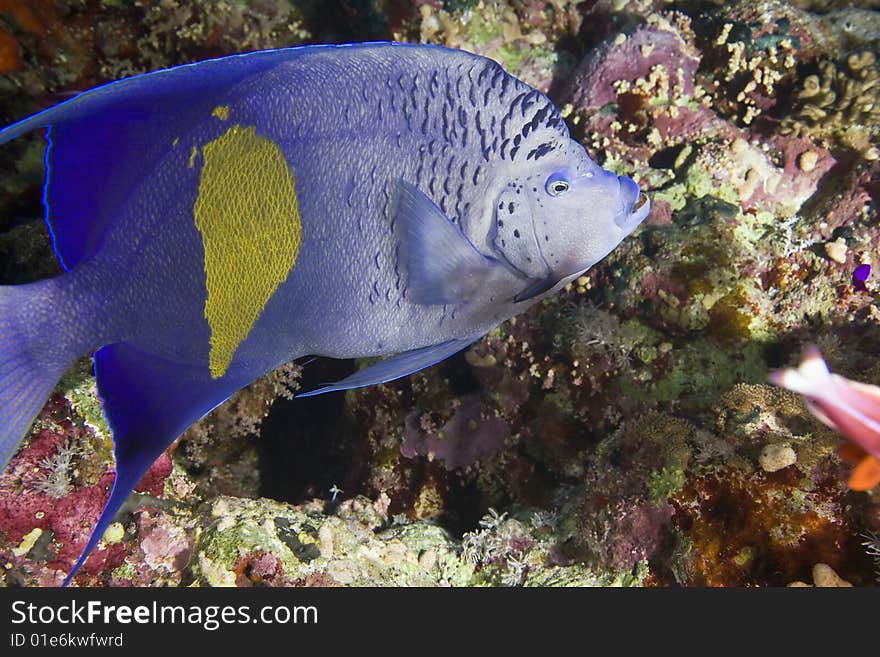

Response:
(400, 395), (509, 471)
(853, 263), (870, 291)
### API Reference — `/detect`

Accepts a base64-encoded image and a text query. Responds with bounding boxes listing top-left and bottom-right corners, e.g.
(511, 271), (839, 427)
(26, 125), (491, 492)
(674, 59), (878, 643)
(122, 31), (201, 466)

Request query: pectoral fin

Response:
(512, 276), (559, 303)
(396, 180), (501, 306)
(297, 337), (479, 397)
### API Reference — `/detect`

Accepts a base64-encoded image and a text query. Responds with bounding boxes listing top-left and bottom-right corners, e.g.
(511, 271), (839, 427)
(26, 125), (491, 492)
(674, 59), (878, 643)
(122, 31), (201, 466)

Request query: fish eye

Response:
(545, 174), (570, 197)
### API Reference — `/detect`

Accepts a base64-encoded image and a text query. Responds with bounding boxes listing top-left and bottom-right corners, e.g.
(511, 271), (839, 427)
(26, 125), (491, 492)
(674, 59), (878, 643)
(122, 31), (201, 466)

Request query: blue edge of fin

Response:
(296, 337), (477, 398)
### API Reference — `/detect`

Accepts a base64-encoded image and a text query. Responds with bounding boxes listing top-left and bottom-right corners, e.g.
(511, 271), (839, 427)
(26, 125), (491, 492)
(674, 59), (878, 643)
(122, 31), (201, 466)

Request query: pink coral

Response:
(566, 23), (701, 111)
(0, 395), (176, 584)
(138, 510), (192, 574)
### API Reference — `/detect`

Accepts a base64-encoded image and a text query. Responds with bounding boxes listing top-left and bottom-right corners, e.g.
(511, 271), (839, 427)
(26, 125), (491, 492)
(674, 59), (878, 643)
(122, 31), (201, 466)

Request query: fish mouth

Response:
(615, 176), (650, 231)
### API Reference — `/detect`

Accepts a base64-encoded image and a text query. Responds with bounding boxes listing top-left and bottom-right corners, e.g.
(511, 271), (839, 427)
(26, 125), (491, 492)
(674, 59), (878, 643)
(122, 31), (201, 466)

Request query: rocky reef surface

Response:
(1, 0), (879, 587)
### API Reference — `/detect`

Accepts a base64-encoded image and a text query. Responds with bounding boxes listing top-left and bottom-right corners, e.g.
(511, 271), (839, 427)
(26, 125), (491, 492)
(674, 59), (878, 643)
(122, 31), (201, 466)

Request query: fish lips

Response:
(615, 176), (651, 232)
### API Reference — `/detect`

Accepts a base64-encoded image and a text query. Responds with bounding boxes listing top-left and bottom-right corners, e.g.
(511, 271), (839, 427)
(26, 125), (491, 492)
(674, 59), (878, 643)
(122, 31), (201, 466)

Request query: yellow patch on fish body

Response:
(193, 124), (302, 378)
(211, 105), (230, 121)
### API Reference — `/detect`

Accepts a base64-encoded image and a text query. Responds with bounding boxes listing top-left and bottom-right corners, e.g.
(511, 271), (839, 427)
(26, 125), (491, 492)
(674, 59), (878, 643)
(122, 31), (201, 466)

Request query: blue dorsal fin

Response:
(0, 48), (311, 270)
(42, 116), (160, 271)
(396, 180), (504, 306)
(297, 337), (480, 398)
(64, 343), (246, 585)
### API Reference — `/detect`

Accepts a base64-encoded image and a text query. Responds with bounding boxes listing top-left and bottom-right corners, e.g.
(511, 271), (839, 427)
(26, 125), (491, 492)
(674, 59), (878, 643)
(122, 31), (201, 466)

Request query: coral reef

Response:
(782, 51), (880, 160)
(402, 0), (585, 91)
(3, 0), (880, 587)
(176, 362), (301, 499)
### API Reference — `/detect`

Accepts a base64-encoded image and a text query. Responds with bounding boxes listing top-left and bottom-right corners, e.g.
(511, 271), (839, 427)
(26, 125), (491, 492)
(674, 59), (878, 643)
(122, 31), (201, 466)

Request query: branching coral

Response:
(782, 51), (880, 160)
(693, 0), (832, 127)
(29, 438), (82, 498)
(709, 20), (800, 126)
(461, 508), (532, 585)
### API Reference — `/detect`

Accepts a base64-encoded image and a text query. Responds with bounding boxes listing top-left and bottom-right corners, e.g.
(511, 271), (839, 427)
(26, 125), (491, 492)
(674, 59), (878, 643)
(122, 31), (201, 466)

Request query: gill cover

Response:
(493, 186), (550, 281)
(492, 186), (558, 302)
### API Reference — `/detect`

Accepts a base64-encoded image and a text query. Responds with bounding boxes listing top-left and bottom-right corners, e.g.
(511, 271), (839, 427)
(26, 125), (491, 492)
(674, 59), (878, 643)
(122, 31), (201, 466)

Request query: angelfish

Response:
(0, 43), (649, 583)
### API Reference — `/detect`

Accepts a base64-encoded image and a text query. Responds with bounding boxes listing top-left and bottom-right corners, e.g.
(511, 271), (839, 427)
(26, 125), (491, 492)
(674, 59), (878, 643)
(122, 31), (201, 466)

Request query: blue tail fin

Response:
(0, 281), (81, 471)
(0, 282), (241, 585)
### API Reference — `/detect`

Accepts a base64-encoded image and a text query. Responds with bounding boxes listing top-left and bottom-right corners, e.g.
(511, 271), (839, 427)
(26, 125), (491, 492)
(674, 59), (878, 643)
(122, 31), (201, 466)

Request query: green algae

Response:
(625, 339), (767, 404)
(58, 357), (112, 440)
(647, 466), (687, 506)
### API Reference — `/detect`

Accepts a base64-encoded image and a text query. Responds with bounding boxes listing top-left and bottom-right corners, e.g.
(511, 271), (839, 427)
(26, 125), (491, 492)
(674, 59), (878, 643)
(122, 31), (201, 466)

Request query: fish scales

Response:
(0, 43), (650, 583)
(102, 50), (501, 359)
